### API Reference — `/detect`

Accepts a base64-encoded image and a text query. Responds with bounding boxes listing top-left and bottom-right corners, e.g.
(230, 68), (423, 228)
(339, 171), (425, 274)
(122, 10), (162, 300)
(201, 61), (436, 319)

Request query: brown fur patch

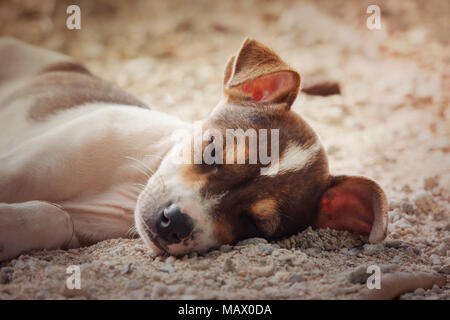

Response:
(250, 198), (280, 235)
(0, 38), (148, 121)
(179, 164), (212, 188)
(39, 61), (93, 76)
(212, 215), (235, 244)
(25, 71), (149, 121)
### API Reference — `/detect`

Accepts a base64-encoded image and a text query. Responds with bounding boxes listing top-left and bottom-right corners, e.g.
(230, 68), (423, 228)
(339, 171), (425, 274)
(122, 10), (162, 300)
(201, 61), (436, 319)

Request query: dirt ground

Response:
(0, 0), (449, 299)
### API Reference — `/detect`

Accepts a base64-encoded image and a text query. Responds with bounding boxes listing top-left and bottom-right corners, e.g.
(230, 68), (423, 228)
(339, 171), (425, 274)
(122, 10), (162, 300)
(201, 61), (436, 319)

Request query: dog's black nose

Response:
(156, 204), (194, 244)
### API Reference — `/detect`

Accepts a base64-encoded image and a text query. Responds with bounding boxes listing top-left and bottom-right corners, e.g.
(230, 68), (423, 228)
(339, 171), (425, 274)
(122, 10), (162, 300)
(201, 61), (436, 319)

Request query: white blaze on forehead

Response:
(261, 140), (322, 176)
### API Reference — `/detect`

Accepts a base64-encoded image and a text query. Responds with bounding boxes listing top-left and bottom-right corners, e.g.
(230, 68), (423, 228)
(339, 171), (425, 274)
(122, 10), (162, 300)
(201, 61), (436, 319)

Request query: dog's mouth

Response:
(137, 214), (197, 255)
(135, 213), (169, 255)
(146, 229), (170, 254)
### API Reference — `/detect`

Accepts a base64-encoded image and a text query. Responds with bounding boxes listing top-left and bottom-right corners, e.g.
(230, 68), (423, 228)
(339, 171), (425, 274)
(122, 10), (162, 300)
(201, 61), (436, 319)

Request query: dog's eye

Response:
(213, 162), (222, 171)
(205, 136), (223, 170)
(211, 151), (222, 172)
(199, 142), (222, 172)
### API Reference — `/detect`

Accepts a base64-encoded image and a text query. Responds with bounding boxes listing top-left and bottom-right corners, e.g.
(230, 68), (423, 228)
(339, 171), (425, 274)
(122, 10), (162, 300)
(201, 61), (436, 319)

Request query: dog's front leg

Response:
(0, 201), (78, 261)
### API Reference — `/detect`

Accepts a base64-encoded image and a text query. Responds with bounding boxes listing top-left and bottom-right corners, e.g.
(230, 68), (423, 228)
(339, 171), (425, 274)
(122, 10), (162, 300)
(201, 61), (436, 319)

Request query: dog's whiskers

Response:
(126, 225), (138, 238)
(126, 155), (155, 175)
(143, 154), (163, 160)
(132, 183), (147, 191)
(129, 164), (152, 179)
(126, 155), (168, 192)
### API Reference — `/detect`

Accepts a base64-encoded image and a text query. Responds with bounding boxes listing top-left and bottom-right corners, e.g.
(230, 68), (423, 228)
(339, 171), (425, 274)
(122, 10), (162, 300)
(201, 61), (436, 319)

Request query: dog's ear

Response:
(315, 175), (388, 243)
(224, 38), (300, 110)
(223, 55), (235, 85)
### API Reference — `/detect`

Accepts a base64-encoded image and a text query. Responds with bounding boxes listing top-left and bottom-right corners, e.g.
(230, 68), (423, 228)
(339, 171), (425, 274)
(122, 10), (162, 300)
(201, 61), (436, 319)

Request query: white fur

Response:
(261, 140), (322, 176)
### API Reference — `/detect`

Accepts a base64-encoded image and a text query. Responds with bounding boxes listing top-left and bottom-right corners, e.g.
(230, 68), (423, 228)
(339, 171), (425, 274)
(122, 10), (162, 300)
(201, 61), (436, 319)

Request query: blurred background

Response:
(0, 0), (448, 189)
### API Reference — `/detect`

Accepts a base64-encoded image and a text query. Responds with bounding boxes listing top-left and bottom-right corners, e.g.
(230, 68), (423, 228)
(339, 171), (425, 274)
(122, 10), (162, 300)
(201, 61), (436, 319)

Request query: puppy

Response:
(0, 37), (388, 260)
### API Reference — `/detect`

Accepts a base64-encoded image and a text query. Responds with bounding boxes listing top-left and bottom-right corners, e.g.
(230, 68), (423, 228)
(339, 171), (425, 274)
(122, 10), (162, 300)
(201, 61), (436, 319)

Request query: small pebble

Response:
(191, 262), (209, 271)
(249, 263), (275, 277)
(1, 267), (14, 274)
(399, 293), (414, 300)
(438, 264), (450, 274)
(126, 280), (143, 290)
(423, 176), (439, 191)
(157, 264), (175, 273)
(384, 240), (403, 249)
(311, 269), (324, 276)
(414, 288), (425, 296)
(151, 283), (167, 298)
(165, 256), (176, 264)
(223, 258), (235, 273)
(279, 254), (295, 264)
(430, 284), (442, 294)
(305, 248), (322, 257)
(363, 243), (383, 256)
(412, 191), (442, 215)
(400, 202), (415, 215)
(288, 273), (304, 283)
(123, 262), (133, 274)
(236, 237), (268, 246)
(129, 290), (145, 299)
(0, 273), (10, 285)
(433, 243), (447, 256)
(430, 254), (442, 265)
(257, 244), (274, 256)
(168, 284), (185, 295)
(219, 244), (233, 253)
(406, 246), (420, 256)
(416, 244), (427, 250)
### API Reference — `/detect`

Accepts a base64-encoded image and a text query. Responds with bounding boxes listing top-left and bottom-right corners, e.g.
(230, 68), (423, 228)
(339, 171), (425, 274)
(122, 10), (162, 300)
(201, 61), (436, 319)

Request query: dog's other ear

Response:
(224, 38), (300, 110)
(315, 175), (388, 243)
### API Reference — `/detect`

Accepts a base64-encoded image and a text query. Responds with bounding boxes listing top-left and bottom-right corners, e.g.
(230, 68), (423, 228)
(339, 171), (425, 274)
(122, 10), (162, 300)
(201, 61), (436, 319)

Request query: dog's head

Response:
(135, 38), (388, 255)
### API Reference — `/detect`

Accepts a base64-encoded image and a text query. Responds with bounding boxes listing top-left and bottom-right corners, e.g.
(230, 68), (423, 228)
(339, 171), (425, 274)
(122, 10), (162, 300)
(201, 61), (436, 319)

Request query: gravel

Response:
(222, 259), (235, 273)
(384, 240), (403, 249)
(438, 265), (450, 274)
(430, 255), (442, 266)
(363, 244), (384, 256)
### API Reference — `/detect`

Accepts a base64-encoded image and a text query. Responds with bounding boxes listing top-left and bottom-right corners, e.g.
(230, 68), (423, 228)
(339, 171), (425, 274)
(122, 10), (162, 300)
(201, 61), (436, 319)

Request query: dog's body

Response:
(0, 38), (388, 261)
(0, 38), (188, 259)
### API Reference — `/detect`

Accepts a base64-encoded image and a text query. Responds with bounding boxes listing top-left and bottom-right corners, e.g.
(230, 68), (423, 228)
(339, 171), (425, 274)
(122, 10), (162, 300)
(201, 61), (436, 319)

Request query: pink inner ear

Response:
(237, 72), (294, 102)
(317, 189), (374, 235)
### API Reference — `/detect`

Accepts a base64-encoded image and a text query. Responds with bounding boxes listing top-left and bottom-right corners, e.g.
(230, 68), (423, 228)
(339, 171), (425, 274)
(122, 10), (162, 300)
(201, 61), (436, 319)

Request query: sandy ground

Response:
(0, 0), (449, 299)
